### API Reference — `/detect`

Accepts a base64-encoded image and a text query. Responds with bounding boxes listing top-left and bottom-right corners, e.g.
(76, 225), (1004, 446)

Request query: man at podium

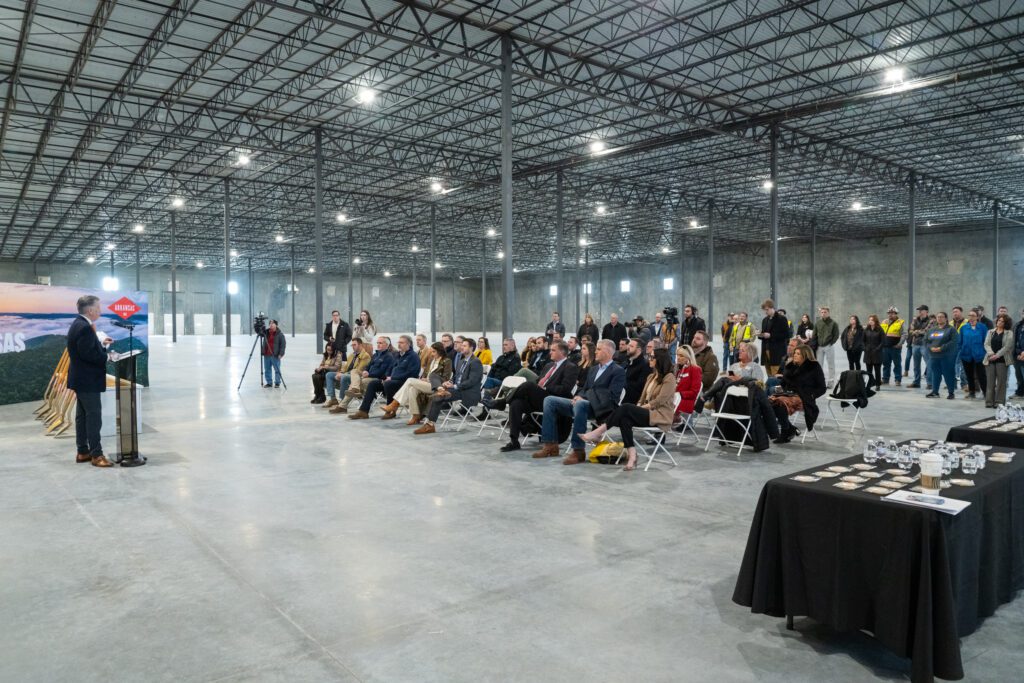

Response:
(68, 295), (114, 467)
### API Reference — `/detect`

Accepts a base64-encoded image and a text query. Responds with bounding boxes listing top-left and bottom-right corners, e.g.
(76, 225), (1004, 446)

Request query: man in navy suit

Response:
(67, 295), (114, 467)
(533, 339), (626, 465)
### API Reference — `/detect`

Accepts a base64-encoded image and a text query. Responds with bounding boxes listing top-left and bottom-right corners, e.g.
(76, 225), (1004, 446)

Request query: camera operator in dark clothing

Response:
(262, 319), (286, 387)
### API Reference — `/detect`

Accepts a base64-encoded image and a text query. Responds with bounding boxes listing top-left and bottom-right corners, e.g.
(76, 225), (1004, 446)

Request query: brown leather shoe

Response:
(531, 443), (560, 459)
(91, 455), (114, 468)
(380, 410), (397, 420)
(76, 453), (92, 463)
(348, 410), (369, 420)
(562, 449), (586, 465)
(329, 405), (347, 414)
(413, 422), (436, 435)
(406, 414), (422, 425)
(383, 400), (400, 413)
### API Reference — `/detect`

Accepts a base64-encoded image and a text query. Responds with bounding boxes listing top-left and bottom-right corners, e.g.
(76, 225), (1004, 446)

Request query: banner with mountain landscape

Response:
(0, 282), (149, 406)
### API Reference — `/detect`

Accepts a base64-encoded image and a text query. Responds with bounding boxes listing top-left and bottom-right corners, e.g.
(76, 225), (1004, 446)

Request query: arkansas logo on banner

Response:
(109, 296), (141, 320)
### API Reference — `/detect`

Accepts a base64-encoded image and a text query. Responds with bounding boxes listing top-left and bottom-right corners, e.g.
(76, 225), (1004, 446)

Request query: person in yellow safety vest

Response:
(880, 306), (906, 385)
(729, 311), (757, 364)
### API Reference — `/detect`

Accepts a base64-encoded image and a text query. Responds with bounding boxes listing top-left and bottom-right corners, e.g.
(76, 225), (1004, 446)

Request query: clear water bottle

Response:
(875, 437), (887, 460)
(864, 440), (878, 463)
(961, 450), (979, 475)
(996, 404), (1008, 422)
(887, 440), (899, 464)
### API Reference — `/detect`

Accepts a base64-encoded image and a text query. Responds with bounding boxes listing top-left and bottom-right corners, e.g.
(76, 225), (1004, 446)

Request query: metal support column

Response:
(170, 211), (177, 342)
(555, 169), (564, 318)
(134, 234), (141, 290)
(429, 204), (437, 342)
(481, 240), (487, 337)
(908, 172), (916, 323)
(584, 247), (590, 313)
(247, 257), (253, 336)
(707, 200), (714, 342)
(679, 231), (686, 318)
(810, 219), (817, 317)
(224, 177), (231, 348)
(500, 33), (515, 338)
(347, 225), (354, 321)
(290, 244), (295, 337)
(992, 201), (999, 311)
(359, 262), (364, 312)
(574, 220), (581, 328)
(451, 274), (457, 334)
(769, 124), (780, 302)
(314, 127), (324, 354)
(411, 255), (417, 334)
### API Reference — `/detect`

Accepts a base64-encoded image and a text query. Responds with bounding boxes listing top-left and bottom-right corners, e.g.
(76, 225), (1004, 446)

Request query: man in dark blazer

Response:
(533, 339), (626, 464)
(323, 310), (352, 360)
(67, 295), (114, 467)
(622, 338), (653, 404)
(492, 341), (579, 452)
(544, 312), (566, 343)
(415, 338), (484, 434)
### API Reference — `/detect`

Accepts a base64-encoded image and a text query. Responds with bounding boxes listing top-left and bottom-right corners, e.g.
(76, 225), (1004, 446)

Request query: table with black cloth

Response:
(946, 417), (1024, 451)
(732, 442), (1024, 682)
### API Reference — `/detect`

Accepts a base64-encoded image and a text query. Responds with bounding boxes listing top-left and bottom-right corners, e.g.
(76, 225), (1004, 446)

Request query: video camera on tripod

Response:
(253, 313), (268, 337)
(662, 306), (680, 326)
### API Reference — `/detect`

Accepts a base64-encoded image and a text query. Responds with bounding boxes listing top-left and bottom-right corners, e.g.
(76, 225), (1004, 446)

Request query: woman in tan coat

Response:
(579, 348), (678, 470)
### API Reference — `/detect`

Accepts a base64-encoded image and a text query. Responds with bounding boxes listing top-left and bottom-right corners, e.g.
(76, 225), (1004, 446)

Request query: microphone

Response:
(112, 320), (136, 329)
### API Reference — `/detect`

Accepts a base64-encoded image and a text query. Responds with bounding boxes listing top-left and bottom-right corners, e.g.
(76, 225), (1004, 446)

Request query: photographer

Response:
(262, 319), (286, 387)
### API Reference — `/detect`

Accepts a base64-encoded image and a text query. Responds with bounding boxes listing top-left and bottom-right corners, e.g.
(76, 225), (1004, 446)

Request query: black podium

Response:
(109, 348), (146, 467)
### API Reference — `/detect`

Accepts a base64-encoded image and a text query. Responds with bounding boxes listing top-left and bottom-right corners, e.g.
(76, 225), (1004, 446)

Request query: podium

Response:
(109, 348), (146, 467)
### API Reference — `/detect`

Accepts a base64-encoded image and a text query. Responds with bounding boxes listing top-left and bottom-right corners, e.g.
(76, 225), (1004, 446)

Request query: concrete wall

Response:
(4, 224), (1021, 341)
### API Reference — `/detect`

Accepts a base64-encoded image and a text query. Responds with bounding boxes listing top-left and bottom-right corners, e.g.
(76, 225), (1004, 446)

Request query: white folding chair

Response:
(704, 385), (753, 457)
(794, 411), (820, 443)
(478, 375), (528, 437)
(825, 396), (867, 433)
(633, 394), (681, 471)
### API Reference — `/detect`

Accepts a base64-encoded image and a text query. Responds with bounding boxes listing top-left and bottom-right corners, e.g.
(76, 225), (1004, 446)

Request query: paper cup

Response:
(919, 452), (943, 494)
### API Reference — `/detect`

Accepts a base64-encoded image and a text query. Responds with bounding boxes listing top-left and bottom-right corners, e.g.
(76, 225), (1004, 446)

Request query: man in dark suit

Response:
(622, 338), (653, 404)
(533, 339), (626, 465)
(323, 310), (352, 360)
(67, 295), (114, 467)
(415, 338), (484, 434)
(492, 341), (579, 452)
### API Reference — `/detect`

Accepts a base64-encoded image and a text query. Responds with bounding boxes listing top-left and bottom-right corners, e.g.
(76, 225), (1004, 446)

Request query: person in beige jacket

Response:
(578, 348), (678, 471)
(982, 314), (1015, 408)
(327, 338), (371, 412)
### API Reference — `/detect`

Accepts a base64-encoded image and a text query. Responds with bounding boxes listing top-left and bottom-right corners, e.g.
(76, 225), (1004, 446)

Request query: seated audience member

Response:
(602, 313), (628, 348)
(579, 348), (677, 471)
(645, 337), (664, 358)
(690, 330), (719, 392)
(528, 337), (550, 374)
(623, 338), (653, 404)
(566, 336), (582, 364)
(492, 341), (579, 452)
(441, 333), (457, 362)
(390, 342), (452, 424)
(326, 339), (370, 410)
(728, 342), (766, 382)
(765, 337), (801, 395)
(673, 345), (702, 428)
(350, 335), (422, 419)
(415, 334), (430, 371)
(483, 338), (520, 391)
(333, 336), (395, 413)
(414, 338), (484, 435)
(475, 337), (493, 365)
(532, 340), (626, 465)
(613, 337), (630, 365)
(520, 337), (536, 367)
(574, 342), (596, 393)
(311, 343), (341, 404)
(770, 344), (827, 443)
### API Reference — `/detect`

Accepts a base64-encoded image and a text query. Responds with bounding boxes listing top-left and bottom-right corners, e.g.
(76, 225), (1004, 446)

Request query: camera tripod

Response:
(238, 334), (287, 391)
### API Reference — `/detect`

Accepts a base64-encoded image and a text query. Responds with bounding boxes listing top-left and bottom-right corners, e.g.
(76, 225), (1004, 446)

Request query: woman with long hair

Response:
(521, 337), (535, 367)
(841, 315), (865, 371)
(577, 313), (599, 348)
(863, 314), (884, 388)
(673, 345), (703, 426)
(353, 310), (377, 346)
(579, 348), (678, 471)
(310, 342), (341, 404)
(475, 337), (493, 365)
(770, 343), (827, 443)
(575, 341), (597, 392)
(797, 313), (816, 349)
(983, 313), (1015, 408)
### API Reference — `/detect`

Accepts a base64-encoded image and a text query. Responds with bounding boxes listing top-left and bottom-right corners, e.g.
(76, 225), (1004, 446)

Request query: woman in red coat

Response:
(674, 345), (703, 421)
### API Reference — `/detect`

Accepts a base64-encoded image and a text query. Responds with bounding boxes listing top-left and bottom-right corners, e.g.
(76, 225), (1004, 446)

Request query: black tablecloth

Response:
(946, 418), (1024, 450)
(732, 443), (1024, 682)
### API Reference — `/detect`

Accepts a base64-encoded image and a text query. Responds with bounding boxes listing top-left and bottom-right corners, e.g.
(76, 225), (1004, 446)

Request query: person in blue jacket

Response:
(350, 335), (421, 419)
(924, 311), (958, 399)
(958, 309), (988, 399)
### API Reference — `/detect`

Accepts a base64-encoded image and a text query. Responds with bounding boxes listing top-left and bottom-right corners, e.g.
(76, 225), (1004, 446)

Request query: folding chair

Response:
(825, 396), (867, 433)
(632, 394), (682, 471)
(794, 411), (820, 444)
(704, 385), (753, 457)
(477, 375), (528, 437)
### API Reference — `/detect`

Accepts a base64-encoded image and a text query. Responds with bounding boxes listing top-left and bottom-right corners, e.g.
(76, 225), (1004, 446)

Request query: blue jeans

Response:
(263, 356), (282, 385)
(541, 395), (594, 450)
(765, 376), (782, 395)
(325, 371), (350, 398)
(882, 347), (901, 382)
(928, 356), (956, 396)
(483, 376), (501, 390)
(909, 345), (925, 385)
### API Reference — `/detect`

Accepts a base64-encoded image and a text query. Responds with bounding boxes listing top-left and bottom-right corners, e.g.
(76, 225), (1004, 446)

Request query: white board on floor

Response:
(193, 314), (214, 335)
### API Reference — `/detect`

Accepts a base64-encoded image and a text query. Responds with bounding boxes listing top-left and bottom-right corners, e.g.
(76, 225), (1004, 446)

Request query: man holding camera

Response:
(262, 319), (286, 387)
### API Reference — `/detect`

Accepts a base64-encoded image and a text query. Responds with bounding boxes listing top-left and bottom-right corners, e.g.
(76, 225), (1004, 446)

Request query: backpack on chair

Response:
(831, 369), (875, 408)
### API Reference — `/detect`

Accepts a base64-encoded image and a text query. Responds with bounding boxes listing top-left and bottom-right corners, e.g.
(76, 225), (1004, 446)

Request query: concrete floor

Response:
(2, 334), (1022, 682)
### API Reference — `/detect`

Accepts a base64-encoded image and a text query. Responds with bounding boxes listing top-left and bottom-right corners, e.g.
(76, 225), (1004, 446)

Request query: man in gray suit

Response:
(414, 338), (483, 435)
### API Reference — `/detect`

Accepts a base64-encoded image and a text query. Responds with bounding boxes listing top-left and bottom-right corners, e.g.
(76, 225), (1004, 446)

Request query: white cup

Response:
(919, 452), (944, 494)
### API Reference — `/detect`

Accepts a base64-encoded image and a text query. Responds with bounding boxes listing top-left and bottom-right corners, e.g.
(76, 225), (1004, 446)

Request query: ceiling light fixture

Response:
(230, 249), (238, 257)
(196, 261), (204, 268)
(588, 140), (606, 154)
(884, 66), (905, 84)
(762, 180), (774, 190)
(105, 243), (115, 251)
(353, 257), (360, 264)
(275, 235), (284, 242)
(132, 224), (145, 233)
(595, 205), (606, 215)
(411, 245), (420, 252)
(336, 213), (348, 223)
(86, 256), (96, 263)
(171, 197), (185, 209)
(851, 201), (864, 211)
(689, 219), (699, 228)
(383, 270), (391, 277)
(434, 262), (442, 269)
(308, 266), (315, 273)
(578, 238), (587, 246)
(497, 251), (504, 259)
(661, 246), (670, 254)
(356, 87), (376, 104)
(487, 228), (496, 237)
(236, 153), (251, 166)
(430, 181), (444, 193)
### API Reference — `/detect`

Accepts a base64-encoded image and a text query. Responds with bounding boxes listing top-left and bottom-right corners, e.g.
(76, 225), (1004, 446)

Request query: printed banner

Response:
(0, 282), (149, 406)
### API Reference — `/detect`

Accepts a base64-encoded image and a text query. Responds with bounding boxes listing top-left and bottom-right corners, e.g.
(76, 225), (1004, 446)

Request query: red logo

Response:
(109, 297), (140, 320)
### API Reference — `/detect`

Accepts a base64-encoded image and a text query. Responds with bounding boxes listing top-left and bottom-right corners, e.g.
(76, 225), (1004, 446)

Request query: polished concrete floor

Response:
(2, 335), (1022, 682)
